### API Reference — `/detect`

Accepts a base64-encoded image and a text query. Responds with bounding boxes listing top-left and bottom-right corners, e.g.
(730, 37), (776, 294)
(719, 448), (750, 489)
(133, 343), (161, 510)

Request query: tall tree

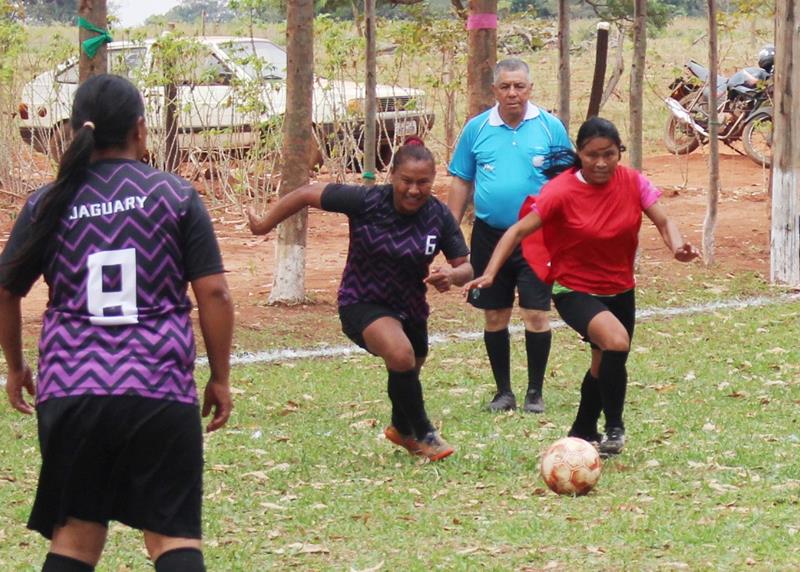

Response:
(702, 0), (720, 265)
(78, 0), (109, 81)
(557, 0), (570, 127)
(467, 0), (496, 118)
(362, 0), (377, 181)
(628, 0), (645, 170)
(770, 0), (799, 285)
(269, 0), (314, 304)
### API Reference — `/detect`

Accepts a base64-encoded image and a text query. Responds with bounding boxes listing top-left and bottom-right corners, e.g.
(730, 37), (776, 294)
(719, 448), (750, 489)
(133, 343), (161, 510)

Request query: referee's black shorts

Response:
(29, 395), (203, 540)
(468, 217), (551, 311)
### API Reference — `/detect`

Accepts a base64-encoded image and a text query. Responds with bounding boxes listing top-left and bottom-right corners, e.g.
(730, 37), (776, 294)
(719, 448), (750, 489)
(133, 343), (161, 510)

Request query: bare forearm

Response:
(0, 291), (24, 371)
(659, 219), (685, 254)
(447, 178), (473, 224)
(250, 183), (326, 235)
(449, 261), (474, 287)
(485, 228), (524, 278)
(193, 277), (234, 382)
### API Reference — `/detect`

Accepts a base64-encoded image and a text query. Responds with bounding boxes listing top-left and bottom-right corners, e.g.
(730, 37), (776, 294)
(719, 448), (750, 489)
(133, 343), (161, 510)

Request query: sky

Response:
(113, 0), (184, 28)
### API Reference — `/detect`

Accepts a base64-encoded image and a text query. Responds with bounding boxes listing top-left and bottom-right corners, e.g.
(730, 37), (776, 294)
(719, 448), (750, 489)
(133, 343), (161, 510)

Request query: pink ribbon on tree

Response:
(466, 13), (498, 30)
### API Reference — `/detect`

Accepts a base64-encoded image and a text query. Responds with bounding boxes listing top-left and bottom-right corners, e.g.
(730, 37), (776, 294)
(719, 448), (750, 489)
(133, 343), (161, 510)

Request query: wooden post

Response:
(770, 0), (800, 285)
(78, 0), (108, 82)
(467, 0), (497, 119)
(363, 0), (377, 182)
(629, 0), (646, 170)
(703, 0), (720, 266)
(557, 0), (570, 127)
(586, 22), (609, 119)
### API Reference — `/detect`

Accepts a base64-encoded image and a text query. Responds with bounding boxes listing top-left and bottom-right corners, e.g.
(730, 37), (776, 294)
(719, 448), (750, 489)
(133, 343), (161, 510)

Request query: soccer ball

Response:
(540, 437), (602, 496)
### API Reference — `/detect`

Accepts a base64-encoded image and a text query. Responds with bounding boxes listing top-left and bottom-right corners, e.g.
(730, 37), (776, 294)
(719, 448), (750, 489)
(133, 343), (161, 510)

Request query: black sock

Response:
(42, 553), (94, 572)
(484, 329), (511, 394)
(386, 376), (412, 435)
(598, 350), (629, 431)
(154, 548), (205, 572)
(388, 369), (434, 440)
(525, 330), (551, 394)
(570, 369), (602, 437)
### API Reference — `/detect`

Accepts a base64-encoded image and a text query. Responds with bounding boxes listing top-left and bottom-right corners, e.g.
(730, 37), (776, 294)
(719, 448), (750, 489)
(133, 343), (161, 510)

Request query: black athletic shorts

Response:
(553, 288), (636, 349)
(468, 217), (551, 311)
(29, 395), (203, 540)
(339, 303), (429, 358)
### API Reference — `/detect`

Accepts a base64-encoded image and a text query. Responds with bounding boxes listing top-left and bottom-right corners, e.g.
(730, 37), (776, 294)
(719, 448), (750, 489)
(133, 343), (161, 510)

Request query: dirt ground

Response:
(0, 151), (772, 349)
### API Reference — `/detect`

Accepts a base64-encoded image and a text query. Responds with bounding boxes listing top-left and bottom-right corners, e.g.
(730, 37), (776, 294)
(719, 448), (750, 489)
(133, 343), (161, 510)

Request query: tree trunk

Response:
(557, 0), (570, 127)
(443, 46), (456, 164)
(770, 0), (800, 285)
(467, 0), (497, 119)
(362, 0), (377, 181)
(78, 0), (108, 82)
(270, 0), (314, 305)
(702, 0), (720, 266)
(600, 27), (625, 109)
(629, 0), (646, 170)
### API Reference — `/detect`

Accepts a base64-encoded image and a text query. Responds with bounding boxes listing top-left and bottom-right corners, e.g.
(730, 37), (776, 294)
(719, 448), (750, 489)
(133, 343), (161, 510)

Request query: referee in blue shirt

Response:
(448, 58), (572, 413)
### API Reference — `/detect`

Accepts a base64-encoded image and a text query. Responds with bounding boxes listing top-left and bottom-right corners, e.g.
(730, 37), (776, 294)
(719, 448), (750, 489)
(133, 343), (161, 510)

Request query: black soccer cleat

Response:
(522, 389), (545, 414)
(486, 391), (517, 412)
(598, 426), (626, 456)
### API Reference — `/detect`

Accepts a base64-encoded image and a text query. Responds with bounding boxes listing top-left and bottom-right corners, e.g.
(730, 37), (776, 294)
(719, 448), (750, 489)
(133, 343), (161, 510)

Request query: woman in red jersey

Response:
(465, 117), (699, 456)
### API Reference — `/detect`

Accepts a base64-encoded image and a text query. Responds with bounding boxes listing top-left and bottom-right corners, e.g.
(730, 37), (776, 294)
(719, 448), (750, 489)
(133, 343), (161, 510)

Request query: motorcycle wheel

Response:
(742, 115), (772, 168)
(663, 93), (705, 155)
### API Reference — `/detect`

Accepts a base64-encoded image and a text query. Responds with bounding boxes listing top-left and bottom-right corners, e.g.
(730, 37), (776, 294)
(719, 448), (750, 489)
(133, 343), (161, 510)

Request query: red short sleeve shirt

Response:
(522, 165), (660, 295)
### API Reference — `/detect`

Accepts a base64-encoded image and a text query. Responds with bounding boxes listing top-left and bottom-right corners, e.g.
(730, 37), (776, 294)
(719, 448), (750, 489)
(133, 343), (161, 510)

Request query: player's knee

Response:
(484, 308), (512, 330)
(602, 331), (630, 352)
(521, 309), (550, 332)
(382, 346), (416, 372)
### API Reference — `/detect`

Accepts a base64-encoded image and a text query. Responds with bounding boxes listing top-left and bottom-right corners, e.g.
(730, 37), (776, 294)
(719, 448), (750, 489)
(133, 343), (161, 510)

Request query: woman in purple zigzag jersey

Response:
(248, 137), (473, 462)
(0, 75), (233, 572)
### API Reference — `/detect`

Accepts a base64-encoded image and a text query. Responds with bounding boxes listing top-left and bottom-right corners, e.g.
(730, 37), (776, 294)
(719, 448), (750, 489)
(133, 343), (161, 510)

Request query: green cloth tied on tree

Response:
(77, 17), (113, 58)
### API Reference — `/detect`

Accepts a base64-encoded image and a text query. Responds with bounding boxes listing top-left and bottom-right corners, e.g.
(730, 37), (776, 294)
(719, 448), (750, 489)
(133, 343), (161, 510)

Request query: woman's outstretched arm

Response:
(248, 182), (327, 235)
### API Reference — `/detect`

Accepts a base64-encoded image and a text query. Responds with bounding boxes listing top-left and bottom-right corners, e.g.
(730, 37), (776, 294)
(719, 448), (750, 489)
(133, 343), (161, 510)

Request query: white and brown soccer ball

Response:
(540, 437), (602, 496)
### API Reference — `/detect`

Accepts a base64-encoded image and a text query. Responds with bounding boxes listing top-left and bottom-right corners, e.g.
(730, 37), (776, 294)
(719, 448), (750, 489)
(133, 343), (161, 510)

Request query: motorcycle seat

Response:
(685, 59), (728, 98)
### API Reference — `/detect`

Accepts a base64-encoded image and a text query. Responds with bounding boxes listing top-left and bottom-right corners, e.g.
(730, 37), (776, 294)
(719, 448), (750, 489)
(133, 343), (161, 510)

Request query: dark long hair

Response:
(1, 75), (144, 294)
(541, 116), (625, 179)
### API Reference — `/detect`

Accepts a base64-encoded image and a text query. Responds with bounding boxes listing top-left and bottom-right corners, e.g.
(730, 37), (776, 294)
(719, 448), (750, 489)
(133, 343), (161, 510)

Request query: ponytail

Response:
(541, 147), (578, 179)
(0, 74), (144, 295)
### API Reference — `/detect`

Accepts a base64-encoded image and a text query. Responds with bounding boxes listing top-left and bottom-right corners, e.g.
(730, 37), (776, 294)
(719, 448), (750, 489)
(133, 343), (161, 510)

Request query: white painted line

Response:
(208, 292), (800, 366)
(1, 293), (798, 387)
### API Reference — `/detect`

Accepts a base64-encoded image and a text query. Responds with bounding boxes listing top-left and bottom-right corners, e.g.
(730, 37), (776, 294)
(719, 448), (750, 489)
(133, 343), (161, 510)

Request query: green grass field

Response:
(1, 283), (798, 570)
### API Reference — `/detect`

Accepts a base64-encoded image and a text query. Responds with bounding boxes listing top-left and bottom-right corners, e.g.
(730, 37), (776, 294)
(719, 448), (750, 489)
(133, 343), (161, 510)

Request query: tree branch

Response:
(450, 0), (467, 19)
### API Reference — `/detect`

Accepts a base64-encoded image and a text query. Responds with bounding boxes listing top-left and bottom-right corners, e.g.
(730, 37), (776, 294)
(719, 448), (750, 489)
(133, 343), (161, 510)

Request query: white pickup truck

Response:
(18, 35), (434, 167)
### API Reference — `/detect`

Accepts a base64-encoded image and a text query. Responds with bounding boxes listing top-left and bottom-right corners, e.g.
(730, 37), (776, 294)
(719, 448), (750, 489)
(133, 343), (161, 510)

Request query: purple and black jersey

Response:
(0, 159), (224, 406)
(321, 183), (469, 323)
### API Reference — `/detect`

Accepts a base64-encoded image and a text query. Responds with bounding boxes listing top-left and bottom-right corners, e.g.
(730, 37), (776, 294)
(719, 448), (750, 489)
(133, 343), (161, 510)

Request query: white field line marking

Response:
(1, 293), (798, 387)
(213, 293), (800, 367)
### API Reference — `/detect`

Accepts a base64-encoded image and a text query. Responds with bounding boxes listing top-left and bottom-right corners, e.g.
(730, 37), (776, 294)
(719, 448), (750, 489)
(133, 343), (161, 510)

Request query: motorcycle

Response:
(663, 59), (773, 167)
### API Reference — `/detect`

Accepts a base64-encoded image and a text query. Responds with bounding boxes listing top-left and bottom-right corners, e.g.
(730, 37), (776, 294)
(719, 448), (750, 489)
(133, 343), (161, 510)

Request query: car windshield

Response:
(218, 40), (287, 80)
